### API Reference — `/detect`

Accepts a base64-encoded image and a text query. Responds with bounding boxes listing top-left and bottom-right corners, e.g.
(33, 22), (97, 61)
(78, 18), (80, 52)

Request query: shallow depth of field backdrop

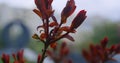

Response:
(0, 0), (120, 63)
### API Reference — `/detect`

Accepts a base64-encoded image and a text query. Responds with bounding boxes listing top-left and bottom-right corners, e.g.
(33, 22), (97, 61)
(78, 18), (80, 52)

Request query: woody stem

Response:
(40, 43), (49, 63)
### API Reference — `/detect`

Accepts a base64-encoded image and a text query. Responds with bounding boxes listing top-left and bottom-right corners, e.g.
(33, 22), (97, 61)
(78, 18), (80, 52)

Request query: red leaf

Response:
(49, 21), (58, 27)
(1, 54), (10, 63)
(14, 61), (19, 63)
(115, 45), (120, 53)
(110, 45), (116, 53)
(48, 0), (53, 9)
(34, 0), (48, 19)
(46, 50), (53, 57)
(61, 42), (67, 48)
(82, 49), (91, 61)
(59, 42), (69, 56)
(48, 0), (53, 6)
(59, 26), (70, 32)
(97, 50), (105, 60)
(46, 10), (54, 18)
(33, 9), (42, 18)
(37, 54), (41, 63)
(12, 53), (16, 60)
(60, 47), (69, 56)
(17, 50), (24, 61)
(89, 44), (98, 56)
(51, 15), (58, 23)
(63, 59), (72, 63)
(101, 37), (108, 48)
(64, 35), (75, 41)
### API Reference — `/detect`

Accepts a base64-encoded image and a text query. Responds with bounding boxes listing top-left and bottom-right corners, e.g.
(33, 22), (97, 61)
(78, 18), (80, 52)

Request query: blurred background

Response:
(0, 0), (120, 63)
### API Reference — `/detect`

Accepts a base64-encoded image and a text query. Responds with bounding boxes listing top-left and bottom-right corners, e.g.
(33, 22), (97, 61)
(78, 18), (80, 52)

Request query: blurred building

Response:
(0, 4), (41, 34)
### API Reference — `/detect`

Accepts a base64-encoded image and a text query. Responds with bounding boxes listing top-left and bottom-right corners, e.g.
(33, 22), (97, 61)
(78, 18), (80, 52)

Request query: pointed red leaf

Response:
(101, 37), (108, 48)
(59, 26), (70, 32)
(37, 54), (41, 63)
(1, 54), (10, 63)
(89, 44), (98, 56)
(33, 9), (42, 18)
(60, 47), (69, 56)
(61, 42), (67, 48)
(82, 49), (91, 61)
(64, 35), (75, 41)
(49, 21), (58, 27)
(110, 45), (116, 54)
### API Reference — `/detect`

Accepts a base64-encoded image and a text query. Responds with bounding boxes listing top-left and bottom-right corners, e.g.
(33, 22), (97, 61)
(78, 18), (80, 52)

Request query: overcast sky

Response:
(0, 0), (120, 20)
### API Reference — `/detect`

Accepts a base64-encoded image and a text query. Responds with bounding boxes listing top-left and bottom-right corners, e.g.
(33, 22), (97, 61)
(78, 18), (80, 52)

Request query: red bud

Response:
(101, 37), (108, 48)
(1, 54), (10, 63)
(37, 54), (41, 63)
(70, 10), (87, 29)
(61, 0), (76, 24)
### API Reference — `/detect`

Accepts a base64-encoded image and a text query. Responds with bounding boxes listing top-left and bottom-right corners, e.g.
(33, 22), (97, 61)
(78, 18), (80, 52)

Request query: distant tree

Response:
(92, 22), (120, 47)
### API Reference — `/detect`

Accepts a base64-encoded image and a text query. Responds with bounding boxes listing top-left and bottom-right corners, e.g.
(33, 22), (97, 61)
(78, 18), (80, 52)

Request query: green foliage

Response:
(0, 28), (4, 48)
(28, 40), (44, 53)
(92, 22), (120, 47)
(78, 21), (120, 50)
